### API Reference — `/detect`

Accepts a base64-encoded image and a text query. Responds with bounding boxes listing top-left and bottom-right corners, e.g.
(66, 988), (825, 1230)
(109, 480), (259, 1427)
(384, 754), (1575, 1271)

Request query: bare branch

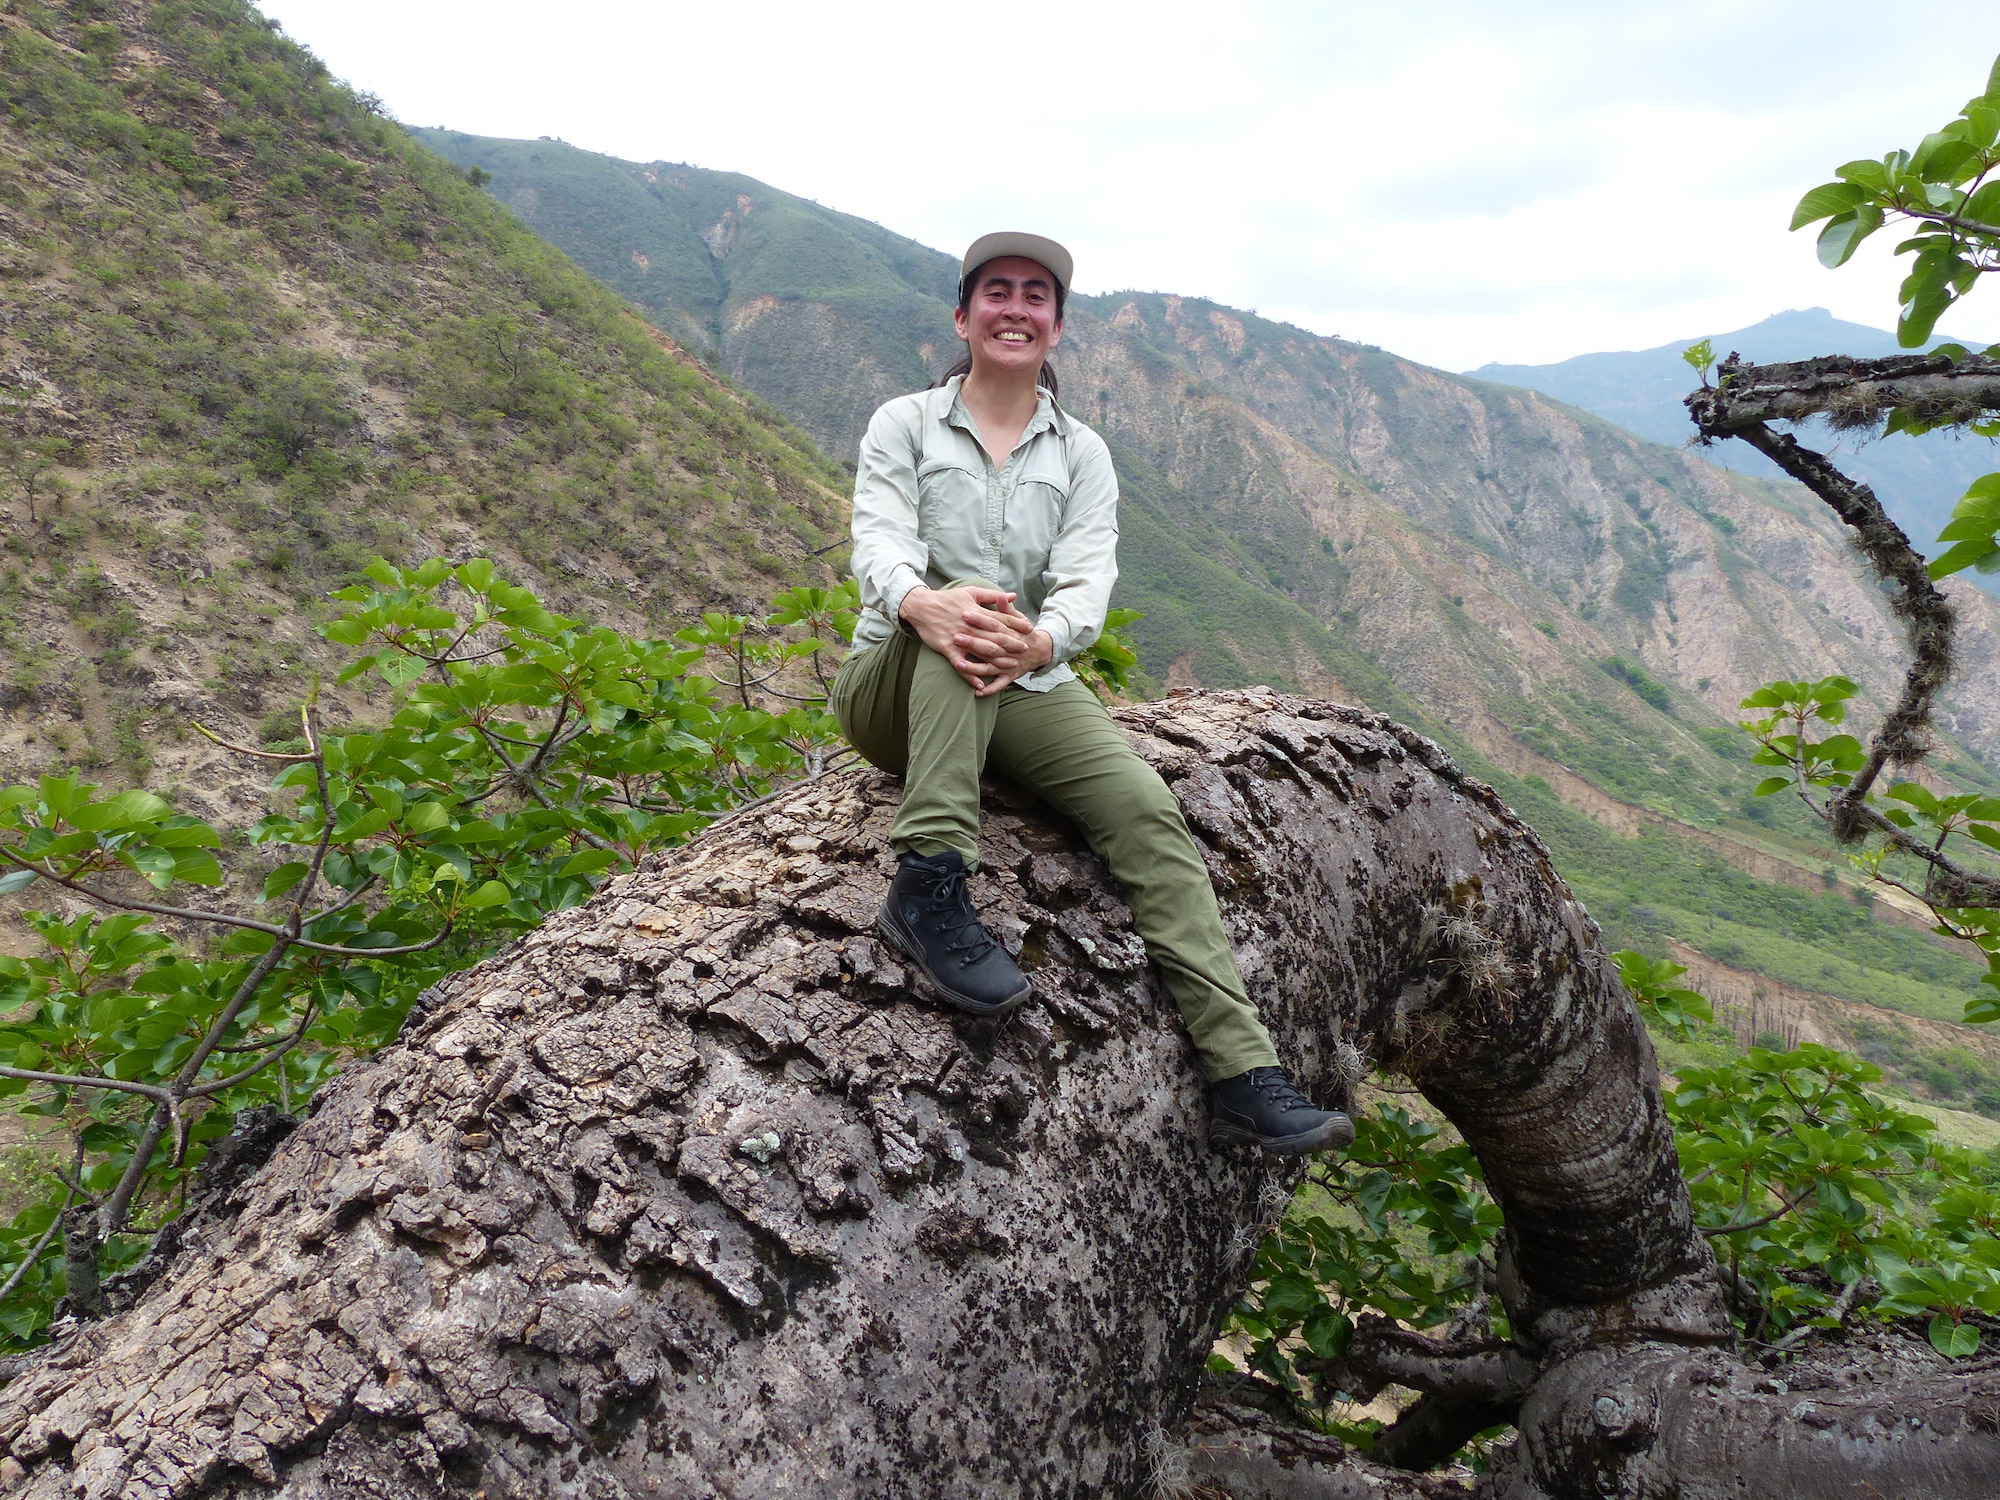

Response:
(96, 1104), (167, 1242)
(186, 1004), (316, 1100)
(0, 1066), (170, 1103)
(290, 712), (339, 927)
(0, 849), (451, 956)
(190, 722), (316, 762)
(1702, 1185), (1810, 1238)
(472, 721), (624, 861)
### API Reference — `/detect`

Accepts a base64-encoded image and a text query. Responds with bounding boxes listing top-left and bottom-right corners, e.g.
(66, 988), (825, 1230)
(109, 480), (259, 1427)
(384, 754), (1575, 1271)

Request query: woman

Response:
(828, 231), (1349, 1156)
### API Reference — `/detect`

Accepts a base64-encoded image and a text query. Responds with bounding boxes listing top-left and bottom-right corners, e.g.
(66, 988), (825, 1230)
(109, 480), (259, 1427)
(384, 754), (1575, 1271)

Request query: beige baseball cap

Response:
(960, 231), (1073, 297)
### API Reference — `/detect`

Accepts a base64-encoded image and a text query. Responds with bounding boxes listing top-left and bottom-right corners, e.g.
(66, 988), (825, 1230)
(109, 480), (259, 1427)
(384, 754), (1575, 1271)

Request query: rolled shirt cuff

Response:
(882, 565), (924, 635)
(1038, 615), (1072, 665)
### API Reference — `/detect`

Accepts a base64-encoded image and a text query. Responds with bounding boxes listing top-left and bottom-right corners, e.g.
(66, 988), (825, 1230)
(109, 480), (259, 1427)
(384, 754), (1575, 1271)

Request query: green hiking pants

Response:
(828, 596), (1279, 1082)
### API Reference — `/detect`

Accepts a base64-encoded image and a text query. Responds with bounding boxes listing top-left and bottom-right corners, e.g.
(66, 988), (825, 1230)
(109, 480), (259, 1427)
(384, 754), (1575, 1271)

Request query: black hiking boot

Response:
(876, 850), (1032, 1017)
(1209, 1067), (1354, 1156)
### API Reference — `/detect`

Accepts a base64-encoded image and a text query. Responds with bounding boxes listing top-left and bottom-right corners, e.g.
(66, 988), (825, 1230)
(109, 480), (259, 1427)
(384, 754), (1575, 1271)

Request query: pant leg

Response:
(988, 681), (1279, 1081)
(828, 630), (918, 775)
(827, 579), (1003, 868)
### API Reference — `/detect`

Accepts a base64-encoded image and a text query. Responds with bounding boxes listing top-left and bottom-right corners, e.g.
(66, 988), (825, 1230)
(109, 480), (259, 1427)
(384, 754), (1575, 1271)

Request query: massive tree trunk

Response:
(1, 692), (1992, 1499)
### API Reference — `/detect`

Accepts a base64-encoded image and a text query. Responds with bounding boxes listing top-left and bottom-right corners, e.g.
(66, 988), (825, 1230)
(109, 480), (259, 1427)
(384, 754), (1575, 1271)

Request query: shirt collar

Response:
(940, 373), (1071, 444)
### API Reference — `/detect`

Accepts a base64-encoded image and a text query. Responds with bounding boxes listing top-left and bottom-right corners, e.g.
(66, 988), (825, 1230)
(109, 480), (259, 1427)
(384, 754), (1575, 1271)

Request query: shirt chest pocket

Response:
(1009, 466), (1071, 554)
(915, 460), (988, 559)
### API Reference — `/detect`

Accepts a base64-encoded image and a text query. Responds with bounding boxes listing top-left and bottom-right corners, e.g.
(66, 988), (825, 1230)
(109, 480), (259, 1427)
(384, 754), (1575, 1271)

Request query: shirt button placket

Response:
(985, 460), (1003, 576)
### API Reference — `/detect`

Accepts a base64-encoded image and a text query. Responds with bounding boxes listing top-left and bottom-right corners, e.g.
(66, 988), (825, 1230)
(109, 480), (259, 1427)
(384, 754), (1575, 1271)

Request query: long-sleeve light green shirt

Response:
(847, 375), (1120, 692)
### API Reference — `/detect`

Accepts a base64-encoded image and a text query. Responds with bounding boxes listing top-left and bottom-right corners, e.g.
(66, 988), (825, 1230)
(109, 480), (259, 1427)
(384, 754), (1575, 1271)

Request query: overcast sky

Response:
(256, 0), (2000, 371)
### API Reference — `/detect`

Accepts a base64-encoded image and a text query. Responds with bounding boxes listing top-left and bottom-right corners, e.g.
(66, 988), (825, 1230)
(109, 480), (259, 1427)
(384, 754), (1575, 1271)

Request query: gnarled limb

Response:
(1492, 1336), (2000, 1500)
(1308, 1316), (1535, 1471)
(1684, 356), (2000, 907)
(1682, 349), (2000, 432)
(0, 694), (1984, 1498)
(1177, 1395), (1468, 1499)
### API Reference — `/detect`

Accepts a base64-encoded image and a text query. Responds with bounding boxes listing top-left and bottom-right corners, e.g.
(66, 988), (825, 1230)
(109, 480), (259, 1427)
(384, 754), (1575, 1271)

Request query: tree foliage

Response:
(0, 558), (851, 1348)
(0, 552), (1146, 1347)
(1228, 1013), (2000, 1455)
(1790, 56), (2000, 348)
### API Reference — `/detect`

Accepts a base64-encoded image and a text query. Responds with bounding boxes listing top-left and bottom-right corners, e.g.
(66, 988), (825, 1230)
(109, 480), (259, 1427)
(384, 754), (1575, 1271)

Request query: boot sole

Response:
(875, 903), (1032, 1018)
(1208, 1112), (1356, 1157)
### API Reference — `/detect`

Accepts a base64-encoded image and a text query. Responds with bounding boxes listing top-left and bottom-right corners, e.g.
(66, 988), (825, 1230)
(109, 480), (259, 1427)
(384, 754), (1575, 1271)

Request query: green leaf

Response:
(1929, 539), (2000, 579)
(1930, 1316), (1980, 1358)
(1753, 776), (1792, 797)
(1817, 206), (1883, 269)
(401, 800), (449, 835)
(1790, 181), (1869, 229)
(1682, 338), (1716, 374)
(1965, 177), (2000, 224)
(460, 879), (511, 909)
(167, 848), (223, 887)
(261, 861), (309, 902)
(1941, 515), (2000, 547)
(375, 652), (428, 688)
(558, 849), (619, 879)
(1301, 1305), (1353, 1358)
(1260, 1272), (1322, 1325)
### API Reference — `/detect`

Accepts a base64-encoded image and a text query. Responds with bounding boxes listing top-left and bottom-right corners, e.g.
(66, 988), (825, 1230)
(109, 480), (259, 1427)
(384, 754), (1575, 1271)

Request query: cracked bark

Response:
(0, 692), (1992, 1499)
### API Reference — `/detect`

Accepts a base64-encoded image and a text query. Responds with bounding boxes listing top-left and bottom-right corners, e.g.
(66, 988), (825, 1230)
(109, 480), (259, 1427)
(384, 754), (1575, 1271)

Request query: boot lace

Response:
(923, 866), (1001, 967)
(1247, 1067), (1315, 1112)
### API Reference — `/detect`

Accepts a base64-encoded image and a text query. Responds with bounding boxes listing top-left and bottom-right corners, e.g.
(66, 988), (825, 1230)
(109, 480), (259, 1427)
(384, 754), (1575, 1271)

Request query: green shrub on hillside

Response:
(0, 558), (850, 1349)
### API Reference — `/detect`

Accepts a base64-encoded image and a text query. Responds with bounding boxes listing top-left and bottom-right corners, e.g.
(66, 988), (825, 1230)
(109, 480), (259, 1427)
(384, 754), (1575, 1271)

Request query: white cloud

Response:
(256, 0), (2000, 368)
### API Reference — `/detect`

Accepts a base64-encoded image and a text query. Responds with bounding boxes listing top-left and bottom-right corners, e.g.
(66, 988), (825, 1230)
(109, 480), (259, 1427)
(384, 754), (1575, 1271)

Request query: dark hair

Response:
(935, 259), (1062, 397)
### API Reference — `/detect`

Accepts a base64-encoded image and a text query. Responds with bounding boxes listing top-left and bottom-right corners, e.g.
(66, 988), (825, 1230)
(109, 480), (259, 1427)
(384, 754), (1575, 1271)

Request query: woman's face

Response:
(954, 255), (1063, 378)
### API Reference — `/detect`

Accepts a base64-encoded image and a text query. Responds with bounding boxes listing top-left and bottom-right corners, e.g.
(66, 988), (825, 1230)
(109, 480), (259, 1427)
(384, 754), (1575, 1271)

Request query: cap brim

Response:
(960, 232), (1073, 297)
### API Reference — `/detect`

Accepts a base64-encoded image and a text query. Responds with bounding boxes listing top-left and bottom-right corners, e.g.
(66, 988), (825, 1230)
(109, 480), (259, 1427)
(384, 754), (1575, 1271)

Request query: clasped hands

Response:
(899, 585), (1054, 697)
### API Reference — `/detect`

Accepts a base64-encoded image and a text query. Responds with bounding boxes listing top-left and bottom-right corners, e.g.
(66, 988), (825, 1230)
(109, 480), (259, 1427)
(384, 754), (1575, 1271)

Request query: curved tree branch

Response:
(1684, 349), (2000, 432)
(1686, 354), (1980, 870)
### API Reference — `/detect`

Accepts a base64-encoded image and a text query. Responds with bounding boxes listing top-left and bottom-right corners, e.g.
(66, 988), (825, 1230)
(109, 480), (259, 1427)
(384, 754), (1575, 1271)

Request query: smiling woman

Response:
(824, 229), (1355, 1155)
(934, 230), (1071, 404)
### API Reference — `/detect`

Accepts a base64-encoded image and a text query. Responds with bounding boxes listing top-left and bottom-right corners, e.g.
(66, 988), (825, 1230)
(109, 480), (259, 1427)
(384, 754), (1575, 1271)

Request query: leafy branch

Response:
(0, 556), (855, 1348)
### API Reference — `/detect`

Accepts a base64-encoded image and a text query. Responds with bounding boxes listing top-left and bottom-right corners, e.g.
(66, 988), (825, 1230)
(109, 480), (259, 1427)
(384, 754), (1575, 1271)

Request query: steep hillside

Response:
(0, 3), (846, 818)
(418, 130), (2000, 1079)
(1472, 307), (2000, 561)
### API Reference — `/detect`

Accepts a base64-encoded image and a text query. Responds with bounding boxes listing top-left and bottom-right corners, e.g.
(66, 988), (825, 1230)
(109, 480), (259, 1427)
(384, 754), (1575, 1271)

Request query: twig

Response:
(0, 1141), (82, 1305)
(1702, 1185), (1810, 1238)
(0, 1067), (170, 1102)
(473, 722), (624, 860)
(186, 1017), (314, 1100)
(696, 751), (861, 833)
(190, 722), (316, 762)
(0, 848), (452, 956)
(1767, 1276), (1871, 1352)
